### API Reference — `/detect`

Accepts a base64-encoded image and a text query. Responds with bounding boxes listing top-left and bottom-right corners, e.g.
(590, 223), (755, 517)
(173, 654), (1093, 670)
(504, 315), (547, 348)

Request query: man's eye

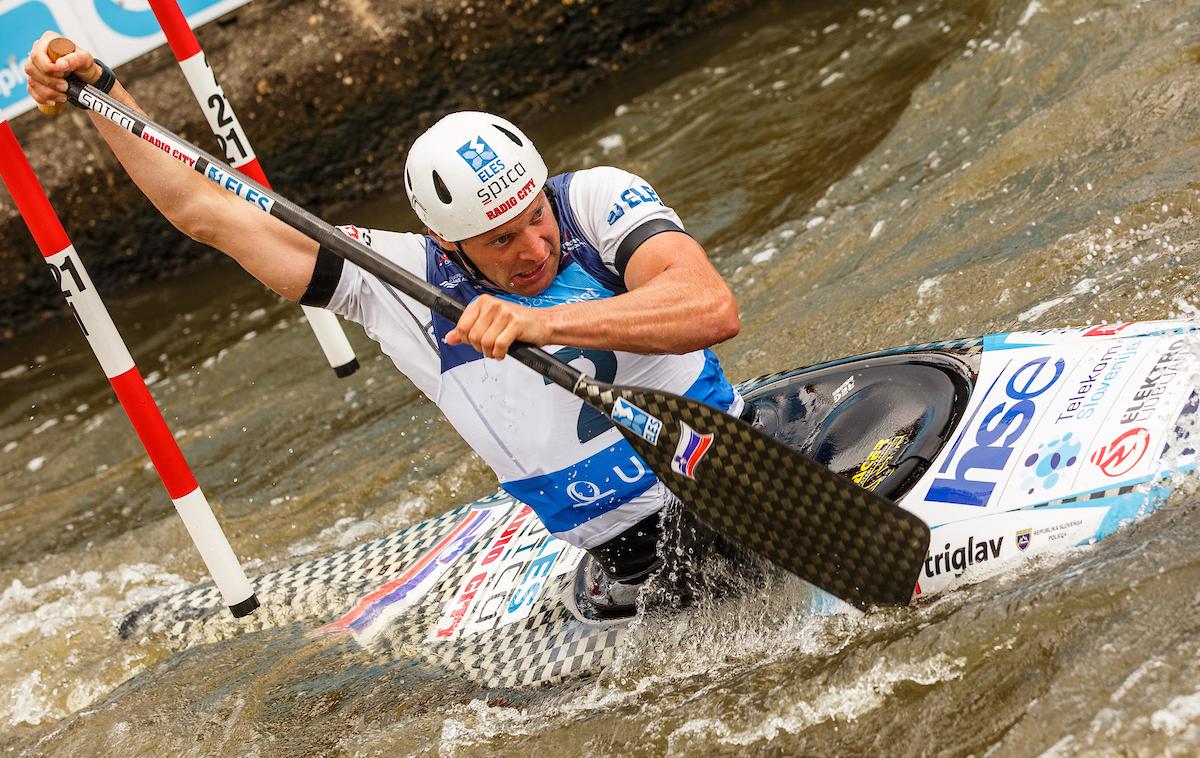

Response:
(495, 234), (512, 246)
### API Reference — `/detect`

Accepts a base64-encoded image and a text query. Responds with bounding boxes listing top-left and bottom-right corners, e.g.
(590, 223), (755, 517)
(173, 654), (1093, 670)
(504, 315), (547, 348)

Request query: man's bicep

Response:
(622, 231), (715, 290)
(201, 190), (320, 301)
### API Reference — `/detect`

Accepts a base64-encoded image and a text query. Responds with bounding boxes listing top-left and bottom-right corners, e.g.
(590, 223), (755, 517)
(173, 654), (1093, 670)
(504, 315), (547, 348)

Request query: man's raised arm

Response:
(25, 32), (320, 301)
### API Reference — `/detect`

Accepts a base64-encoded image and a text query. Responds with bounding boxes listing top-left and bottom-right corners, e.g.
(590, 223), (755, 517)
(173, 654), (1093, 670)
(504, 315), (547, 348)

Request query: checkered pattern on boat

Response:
(118, 490), (630, 688)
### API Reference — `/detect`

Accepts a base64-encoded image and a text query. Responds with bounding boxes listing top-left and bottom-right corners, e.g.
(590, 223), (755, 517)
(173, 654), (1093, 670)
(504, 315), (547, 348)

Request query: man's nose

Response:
(516, 227), (544, 258)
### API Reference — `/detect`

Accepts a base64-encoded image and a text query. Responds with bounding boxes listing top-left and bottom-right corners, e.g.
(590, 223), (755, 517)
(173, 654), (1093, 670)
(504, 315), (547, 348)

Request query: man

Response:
(26, 33), (742, 616)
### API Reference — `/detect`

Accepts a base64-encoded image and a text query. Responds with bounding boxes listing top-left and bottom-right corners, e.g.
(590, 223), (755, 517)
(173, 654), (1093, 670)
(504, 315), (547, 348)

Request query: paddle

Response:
(57, 62), (930, 609)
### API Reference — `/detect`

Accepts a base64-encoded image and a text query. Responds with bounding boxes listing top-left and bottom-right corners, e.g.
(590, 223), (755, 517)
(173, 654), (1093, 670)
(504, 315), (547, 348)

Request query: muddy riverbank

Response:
(0, 0), (756, 338)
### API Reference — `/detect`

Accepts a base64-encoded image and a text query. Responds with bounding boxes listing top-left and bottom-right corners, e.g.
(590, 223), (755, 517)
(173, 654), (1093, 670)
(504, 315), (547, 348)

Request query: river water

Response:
(3, 0), (1200, 754)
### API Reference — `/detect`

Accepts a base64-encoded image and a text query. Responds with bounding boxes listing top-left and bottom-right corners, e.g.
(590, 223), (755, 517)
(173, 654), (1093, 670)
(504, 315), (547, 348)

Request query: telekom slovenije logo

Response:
(671, 421), (713, 479)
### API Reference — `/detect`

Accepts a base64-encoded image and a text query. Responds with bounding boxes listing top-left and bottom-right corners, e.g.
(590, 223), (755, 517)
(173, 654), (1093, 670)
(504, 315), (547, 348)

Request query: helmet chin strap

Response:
(448, 242), (502, 290)
(443, 186), (564, 292)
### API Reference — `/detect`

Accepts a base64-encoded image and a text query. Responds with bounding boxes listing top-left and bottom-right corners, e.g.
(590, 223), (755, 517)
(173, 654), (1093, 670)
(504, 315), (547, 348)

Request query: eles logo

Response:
(456, 136), (502, 181)
(928, 356), (1066, 507)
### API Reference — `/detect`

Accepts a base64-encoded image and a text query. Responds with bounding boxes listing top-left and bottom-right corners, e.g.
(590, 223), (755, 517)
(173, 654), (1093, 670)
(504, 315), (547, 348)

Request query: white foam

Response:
(598, 134), (625, 154)
(667, 654), (967, 748)
(1018, 1), (1043, 26)
(820, 72), (844, 87)
(869, 220), (886, 239)
(1018, 296), (1069, 322)
(0, 564), (189, 726)
(1071, 277), (1097, 295)
(1150, 689), (1200, 737)
(26, 456), (45, 472)
(893, 14), (912, 29)
(917, 275), (943, 300)
(751, 247), (777, 264)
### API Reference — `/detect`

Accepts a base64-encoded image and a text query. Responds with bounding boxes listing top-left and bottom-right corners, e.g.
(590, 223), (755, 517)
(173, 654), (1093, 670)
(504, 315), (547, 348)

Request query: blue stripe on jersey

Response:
(501, 439), (657, 534)
(547, 173), (627, 293)
(687, 349), (736, 413)
(424, 237), (486, 372)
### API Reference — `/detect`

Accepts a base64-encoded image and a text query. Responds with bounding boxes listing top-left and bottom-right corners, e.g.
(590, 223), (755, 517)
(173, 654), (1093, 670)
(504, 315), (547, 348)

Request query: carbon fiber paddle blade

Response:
(583, 382), (931, 610)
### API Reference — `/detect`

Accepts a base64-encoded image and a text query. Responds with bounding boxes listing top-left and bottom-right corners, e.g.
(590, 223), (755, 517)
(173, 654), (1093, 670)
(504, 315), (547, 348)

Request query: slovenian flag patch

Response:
(671, 421), (714, 479)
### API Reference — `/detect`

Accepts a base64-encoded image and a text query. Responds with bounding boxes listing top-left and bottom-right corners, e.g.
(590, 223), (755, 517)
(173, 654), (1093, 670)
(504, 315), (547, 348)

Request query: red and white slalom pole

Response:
(147, 0), (359, 378)
(0, 121), (258, 619)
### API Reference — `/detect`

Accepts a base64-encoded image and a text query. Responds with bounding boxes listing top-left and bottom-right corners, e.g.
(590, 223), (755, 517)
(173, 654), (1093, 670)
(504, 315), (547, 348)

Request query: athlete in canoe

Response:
(27, 33), (744, 615)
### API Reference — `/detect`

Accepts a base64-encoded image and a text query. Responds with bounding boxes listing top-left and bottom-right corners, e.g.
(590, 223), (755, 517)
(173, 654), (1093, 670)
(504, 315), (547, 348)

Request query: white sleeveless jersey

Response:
(305, 167), (742, 548)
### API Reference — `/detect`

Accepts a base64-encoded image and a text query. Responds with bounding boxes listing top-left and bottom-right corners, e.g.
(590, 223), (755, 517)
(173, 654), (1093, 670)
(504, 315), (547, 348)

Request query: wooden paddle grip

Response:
(37, 37), (76, 117)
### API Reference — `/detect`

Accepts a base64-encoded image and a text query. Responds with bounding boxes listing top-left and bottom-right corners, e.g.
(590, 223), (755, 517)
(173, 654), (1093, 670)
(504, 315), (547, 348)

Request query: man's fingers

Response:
(491, 324), (520, 361)
(61, 50), (96, 77)
(27, 79), (65, 105)
(24, 60), (65, 91)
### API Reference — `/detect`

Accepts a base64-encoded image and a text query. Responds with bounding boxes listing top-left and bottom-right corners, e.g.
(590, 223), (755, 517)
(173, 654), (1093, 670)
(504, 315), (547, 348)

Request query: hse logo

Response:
(611, 397), (662, 444)
(457, 136), (500, 178)
(928, 356), (1066, 507)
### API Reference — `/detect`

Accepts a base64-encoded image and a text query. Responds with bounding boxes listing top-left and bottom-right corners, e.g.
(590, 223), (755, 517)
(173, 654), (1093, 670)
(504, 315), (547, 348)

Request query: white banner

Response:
(1, 0), (254, 122)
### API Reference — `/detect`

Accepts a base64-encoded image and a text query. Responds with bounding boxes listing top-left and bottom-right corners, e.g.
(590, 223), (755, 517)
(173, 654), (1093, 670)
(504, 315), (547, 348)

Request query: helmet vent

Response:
(432, 171), (452, 204)
(405, 170), (413, 192)
(493, 124), (523, 147)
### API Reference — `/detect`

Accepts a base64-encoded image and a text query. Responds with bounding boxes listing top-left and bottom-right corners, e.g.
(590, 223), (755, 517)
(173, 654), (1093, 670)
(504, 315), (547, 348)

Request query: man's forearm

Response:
(85, 82), (219, 241)
(543, 267), (740, 354)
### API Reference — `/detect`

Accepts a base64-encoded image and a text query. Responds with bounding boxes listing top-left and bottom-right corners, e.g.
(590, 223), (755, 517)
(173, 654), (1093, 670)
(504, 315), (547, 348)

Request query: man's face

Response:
(456, 192), (561, 297)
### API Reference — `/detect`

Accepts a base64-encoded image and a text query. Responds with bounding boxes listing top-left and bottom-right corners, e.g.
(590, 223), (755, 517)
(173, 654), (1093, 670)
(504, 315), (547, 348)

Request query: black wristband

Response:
(90, 59), (116, 94)
(67, 59), (117, 110)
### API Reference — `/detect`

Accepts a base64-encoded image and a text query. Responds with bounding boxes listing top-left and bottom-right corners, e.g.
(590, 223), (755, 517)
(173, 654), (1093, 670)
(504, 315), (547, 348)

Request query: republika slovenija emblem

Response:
(1016, 528), (1032, 552)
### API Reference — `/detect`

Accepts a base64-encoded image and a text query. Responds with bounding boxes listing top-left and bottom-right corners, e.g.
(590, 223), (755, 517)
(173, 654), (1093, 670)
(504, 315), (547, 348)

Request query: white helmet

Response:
(404, 111), (549, 242)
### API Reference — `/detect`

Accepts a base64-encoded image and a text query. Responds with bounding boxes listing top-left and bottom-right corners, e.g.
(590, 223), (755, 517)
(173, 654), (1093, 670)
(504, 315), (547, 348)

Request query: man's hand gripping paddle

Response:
(54, 42), (930, 609)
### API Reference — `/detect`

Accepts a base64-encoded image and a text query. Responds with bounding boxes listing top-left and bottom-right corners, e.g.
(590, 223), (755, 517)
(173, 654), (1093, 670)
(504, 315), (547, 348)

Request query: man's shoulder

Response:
(331, 226), (433, 281)
(335, 225), (429, 252)
(553, 165), (637, 188)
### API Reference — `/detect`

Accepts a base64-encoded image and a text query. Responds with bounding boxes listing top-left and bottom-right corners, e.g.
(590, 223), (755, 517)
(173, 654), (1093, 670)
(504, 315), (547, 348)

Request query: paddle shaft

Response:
(64, 78), (585, 394)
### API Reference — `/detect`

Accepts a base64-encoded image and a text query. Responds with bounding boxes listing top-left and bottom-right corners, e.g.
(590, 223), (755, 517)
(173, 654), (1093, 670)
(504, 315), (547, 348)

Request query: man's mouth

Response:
(512, 258), (548, 285)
